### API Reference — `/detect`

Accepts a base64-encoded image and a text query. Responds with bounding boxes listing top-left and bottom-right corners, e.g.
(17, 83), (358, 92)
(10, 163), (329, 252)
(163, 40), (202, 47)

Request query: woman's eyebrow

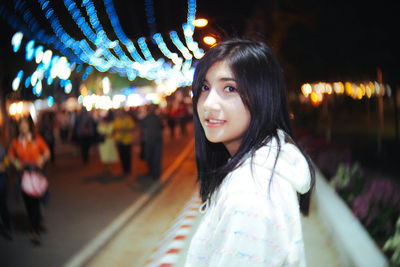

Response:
(203, 77), (236, 83)
(219, 77), (236, 82)
(204, 77), (236, 83)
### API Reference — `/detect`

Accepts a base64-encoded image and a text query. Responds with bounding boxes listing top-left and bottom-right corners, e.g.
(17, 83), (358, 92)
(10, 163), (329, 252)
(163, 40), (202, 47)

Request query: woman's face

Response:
(19, 118), (30, 135)
(197, 60), (251, 156)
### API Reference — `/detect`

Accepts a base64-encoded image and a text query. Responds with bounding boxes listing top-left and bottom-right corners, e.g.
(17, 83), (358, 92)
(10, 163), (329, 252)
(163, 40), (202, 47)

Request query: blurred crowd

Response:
(0, 100), (192, 245)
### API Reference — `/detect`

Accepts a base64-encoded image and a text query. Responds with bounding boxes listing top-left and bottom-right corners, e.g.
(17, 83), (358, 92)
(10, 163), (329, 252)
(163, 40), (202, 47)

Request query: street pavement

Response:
(0, 122), (195, 267)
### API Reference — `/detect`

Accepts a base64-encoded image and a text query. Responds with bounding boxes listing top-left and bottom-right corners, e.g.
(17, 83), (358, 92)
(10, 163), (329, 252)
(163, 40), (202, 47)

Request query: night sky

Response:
(0, 0), (399, 92)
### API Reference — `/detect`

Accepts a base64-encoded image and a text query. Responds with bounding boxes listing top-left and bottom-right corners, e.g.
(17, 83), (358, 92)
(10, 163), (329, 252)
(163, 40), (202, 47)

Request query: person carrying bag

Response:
(8, 116), (50, 244)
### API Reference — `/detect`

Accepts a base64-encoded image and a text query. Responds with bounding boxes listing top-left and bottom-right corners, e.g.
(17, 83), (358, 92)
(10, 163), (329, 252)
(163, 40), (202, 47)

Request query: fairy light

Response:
(34, 45), (44, 63)
(103, 0), (145, 63)
(47, 96), (54, 107)
(11, 31), (23, 52)
(170, 31), (193, 60)
(2, 0), (200, 98)
(145, 0), (157, 36)
(138, 37), (156, 62)
(25, 40), (35, 61)
(25, 76), (31, 88)
(12, 77), (20, 91)
(33, 80), (42, 96)
(64, 80), (72, 94)
(153, 33), (176, 60)
(187, 0), (196, 25)
(301, 80), (390, 103)
(12, 1), (80, 62)
(102, 76), (111, 94)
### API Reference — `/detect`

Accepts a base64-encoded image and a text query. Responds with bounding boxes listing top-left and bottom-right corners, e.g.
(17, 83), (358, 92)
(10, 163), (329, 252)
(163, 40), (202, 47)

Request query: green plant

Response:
(384, 217), (400, 266)
(330, 162), (364, 203)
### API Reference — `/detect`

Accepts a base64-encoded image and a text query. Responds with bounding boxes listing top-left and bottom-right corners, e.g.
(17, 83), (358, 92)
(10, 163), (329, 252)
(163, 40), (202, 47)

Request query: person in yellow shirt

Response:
(113, 109), (135, 176)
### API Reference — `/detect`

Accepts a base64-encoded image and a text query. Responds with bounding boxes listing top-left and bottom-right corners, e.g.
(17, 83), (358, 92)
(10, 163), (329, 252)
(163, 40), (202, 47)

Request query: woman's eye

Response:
(224, 86), (236, 93)
(201, 85), (209, 91)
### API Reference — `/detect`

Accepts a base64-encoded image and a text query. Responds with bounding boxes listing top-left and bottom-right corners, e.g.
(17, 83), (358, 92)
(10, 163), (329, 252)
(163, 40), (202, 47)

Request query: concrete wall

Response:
(314, 169), (389, 267)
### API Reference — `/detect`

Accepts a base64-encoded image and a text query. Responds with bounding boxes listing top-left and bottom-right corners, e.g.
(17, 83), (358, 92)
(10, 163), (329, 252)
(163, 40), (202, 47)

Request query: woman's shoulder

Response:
(253, 133), (311, 194)
(227, 132), (311, 194)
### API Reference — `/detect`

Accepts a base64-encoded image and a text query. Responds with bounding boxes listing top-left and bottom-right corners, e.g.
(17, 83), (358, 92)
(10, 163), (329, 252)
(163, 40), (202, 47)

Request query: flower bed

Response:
(294, 127), (399, 265)
(329, 162), (400, 265)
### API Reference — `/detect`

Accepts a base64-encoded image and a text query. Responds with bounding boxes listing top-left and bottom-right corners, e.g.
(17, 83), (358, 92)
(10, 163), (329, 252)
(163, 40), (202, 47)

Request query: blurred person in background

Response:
(176, 101), (188, 136)
(8, 116), (50, 244)
(38, 111), (56, 164)
(97, 110), (119, 175)
(167, 105), (177, 139)
(74, 108), (96, 165)
(113, 109), (135, 177)
(58, 109), (70, 144)
(140, 104), (163, 180)
(136, 106), (147, 161)
(0, 140), (12, 240)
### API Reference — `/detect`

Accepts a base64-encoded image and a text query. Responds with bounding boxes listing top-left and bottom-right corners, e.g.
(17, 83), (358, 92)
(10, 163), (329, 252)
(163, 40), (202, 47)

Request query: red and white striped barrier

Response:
(145, 193), (202, 267)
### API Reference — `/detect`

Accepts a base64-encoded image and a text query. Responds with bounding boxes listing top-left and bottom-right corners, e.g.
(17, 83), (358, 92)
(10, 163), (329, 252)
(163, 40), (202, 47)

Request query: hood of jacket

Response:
(251, 130), (312, 194)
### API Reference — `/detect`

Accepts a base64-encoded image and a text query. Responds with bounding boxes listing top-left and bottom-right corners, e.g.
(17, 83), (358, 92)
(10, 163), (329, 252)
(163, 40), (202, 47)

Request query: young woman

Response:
(185, 39), (315, 266)
(8, 116), (50, 244)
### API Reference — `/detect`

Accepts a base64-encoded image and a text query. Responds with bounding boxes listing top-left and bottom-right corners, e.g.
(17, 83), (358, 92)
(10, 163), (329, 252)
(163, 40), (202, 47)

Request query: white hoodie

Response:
(185, 130), (311, 267)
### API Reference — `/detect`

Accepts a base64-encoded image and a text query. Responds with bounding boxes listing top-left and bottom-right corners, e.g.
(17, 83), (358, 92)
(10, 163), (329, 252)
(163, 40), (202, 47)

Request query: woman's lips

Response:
(204, 118), (226, 127)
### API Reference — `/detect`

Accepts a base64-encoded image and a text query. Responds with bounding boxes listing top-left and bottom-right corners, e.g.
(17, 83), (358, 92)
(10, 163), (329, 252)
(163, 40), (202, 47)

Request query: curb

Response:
(145, 193), (202, 267)
(314, 169), (389, 267)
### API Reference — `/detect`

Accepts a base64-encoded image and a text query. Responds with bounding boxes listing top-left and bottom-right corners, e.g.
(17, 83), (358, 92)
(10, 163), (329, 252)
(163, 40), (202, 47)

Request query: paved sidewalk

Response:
(85, 144), (199, 267)
(302, 200), (343, 267)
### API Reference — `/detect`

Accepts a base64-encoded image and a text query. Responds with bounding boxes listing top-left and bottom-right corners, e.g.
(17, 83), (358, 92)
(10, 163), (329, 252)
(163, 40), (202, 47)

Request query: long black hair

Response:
(192, 38), (315, 215)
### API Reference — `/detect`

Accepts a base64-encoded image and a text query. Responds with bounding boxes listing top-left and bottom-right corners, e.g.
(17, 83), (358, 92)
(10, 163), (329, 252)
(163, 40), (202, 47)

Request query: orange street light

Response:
(203, 35), (217, 46)
(194, 18), (208, 27)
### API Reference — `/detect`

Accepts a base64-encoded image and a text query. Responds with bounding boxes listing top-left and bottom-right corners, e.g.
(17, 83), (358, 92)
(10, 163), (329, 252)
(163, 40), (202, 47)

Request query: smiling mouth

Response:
(205, 119), (226, 126)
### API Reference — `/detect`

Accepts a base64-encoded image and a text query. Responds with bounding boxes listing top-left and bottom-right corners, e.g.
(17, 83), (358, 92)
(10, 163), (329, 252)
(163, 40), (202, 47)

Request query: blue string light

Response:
(1, 2), (78, 62)
(25, 76), (31, 88)
(47, 96), (54, 107)
(103, 0), (145, 63)
(170, 31), (192, 60)
(103, 0), (197, 77)
(17, 70), (24, 80)
(11, 32), (23, 52)
(152, 33), (175, 60)
(187, 0), (196, 25)
(1, 0), (200, 90)
(138, 37), (156, 62)
(145, 0), (157, 37)
(25, 40), (35, 61)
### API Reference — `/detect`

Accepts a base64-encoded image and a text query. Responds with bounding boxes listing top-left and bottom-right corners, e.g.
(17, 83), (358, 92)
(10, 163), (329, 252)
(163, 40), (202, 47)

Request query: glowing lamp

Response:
(203, 36), (216, 46)
(310, 92), (322, 106)
(194, 18), (208, 27)
(301, 83), (312, 96)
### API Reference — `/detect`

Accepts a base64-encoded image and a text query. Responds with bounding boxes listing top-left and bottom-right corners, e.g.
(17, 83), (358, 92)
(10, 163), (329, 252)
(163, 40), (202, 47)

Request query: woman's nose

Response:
(202, 89), (220, 110)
